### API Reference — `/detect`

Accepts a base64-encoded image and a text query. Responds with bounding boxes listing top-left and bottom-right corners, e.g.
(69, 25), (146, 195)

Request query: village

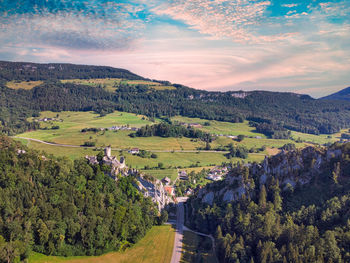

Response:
(85, 146), (230, 209)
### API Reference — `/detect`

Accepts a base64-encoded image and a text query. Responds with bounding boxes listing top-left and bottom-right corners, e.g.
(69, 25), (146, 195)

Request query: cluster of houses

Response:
(161, 177), (175, 197)
(213, 134), (262, 139)
(35, 117), (61, 122)
(128, 148), (140, 154)
(206, 166), (229, 181)
(108, 125), (139, 131)
(178, 122), (203, 129)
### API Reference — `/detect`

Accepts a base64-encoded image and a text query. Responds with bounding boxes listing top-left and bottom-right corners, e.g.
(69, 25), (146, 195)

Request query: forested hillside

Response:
(0, 61), (143, 81)
(321, 87), (350, 102)
(0, 136), (159, 262)
(187, 143), (350, 262)
(1, 61), (350, 136)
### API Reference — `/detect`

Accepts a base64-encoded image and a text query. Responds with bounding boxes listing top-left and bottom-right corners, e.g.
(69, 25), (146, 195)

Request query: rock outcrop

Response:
(197, 146), (340, 205)
(135, 175), (172, 210)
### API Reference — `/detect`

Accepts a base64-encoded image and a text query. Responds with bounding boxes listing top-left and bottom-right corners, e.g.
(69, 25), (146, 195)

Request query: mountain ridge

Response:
(320, 87), (350, 101)
(0, 60), (144, 81)
(1, 60), (350, 136)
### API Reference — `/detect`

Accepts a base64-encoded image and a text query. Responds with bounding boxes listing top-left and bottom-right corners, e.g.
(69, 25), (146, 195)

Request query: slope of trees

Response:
(187, 143), (350, 262)
(0, 136), (158, 262)
(0, 61), (143, 81)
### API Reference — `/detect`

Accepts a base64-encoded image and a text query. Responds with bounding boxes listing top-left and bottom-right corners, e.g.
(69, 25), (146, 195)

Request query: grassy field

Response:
(61, 78), (176, 92)
(17, 111), (209, 151)
(61, 78), (122, 92)
(124, 151), (228, 169)
(141, 169), (178, 181)
(29, 225), (174, 263)
(180, 231), (218, 263)
(13, 138), (232, 169)
(234, 137), (305, 149)
(15, 110), (343, 179)
(6, 80), (43, 90)
(14, 139), (97, 160)
(290, 131), (337, 144)
(172, 116), (341, 147)
(171, 117), (266, 138)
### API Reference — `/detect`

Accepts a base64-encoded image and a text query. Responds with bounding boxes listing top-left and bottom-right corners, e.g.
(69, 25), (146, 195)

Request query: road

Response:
(170, 197), (218, 263)
(13, 136), (233, 153)
(13, 136), (268, 156)
(182, 226), (217, 262)
(170, 197), (187, 263)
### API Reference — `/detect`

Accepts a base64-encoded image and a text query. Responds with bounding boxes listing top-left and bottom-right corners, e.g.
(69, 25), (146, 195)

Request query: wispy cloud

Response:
(152, 0), (276, 42)
(282, 4), (299, 8)
(0, 0), (349, 98)
(0, 1), (146, 50)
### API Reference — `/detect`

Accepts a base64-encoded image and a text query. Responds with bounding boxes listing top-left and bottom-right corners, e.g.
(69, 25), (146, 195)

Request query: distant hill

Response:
(1, 60), (350, 136)
(0, 60), (144, 81)
(320, 87), (350, 101)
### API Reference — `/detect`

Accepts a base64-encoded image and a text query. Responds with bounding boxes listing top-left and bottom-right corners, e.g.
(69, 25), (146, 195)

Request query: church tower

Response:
(105, 146), (112, 158)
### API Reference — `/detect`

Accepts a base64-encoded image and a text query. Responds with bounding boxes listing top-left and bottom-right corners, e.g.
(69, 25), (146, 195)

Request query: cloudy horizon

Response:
(1, 0), (349, 98)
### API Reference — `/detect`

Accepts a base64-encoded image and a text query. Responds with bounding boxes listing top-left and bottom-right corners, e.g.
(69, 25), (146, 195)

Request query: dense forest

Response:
(133, 123), (211, 141)
(321, 87), (350, 102)
(187, 143), (350, 262)
(0, 136), (160, 262)
(0, 61), (143, 81)
(1, 61), (350, 136)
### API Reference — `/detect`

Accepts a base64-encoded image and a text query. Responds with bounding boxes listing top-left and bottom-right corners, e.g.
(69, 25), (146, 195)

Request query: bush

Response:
(82, 141), (96, 147)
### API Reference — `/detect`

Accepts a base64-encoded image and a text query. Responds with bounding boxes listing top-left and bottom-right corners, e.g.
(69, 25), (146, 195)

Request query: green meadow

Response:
(14, 110), (343, 181)
(141, 169), (179, 181)
(29, 225), (174, 263)
(290, 130), (338, 144)
(61, 78), (176, 92)
(171, 116), (266, 137)
(6, 80), (43, 90)
(18, 111), (208, 151)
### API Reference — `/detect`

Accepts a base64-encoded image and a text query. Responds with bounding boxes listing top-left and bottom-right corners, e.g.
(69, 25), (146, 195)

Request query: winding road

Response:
(14, 136), (234, 153)
(170, 197), (218, 263)
(13, 136), (266, 156)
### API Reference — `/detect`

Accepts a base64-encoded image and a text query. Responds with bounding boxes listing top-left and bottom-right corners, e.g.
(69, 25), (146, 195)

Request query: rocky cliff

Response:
(135, 175), (172, 211)
(196, 145), (343, 206)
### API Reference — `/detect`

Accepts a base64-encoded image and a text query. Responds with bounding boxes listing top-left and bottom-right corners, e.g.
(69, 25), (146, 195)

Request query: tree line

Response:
(133, 123), (211, 141)
(0, 135), (161, 262)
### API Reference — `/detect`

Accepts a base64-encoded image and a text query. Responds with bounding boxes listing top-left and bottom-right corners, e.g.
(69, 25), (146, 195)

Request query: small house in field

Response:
(128, 148), (140, 154)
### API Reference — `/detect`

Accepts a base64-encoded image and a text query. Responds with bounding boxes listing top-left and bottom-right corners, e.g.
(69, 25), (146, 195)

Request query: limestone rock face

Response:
(136, 175), (172, 211)
(202, 192), (214, 205)
(192, 146), (341, 205)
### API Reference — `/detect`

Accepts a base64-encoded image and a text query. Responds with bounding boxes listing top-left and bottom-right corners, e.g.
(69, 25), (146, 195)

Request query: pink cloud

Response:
(152, 0), (273, 42)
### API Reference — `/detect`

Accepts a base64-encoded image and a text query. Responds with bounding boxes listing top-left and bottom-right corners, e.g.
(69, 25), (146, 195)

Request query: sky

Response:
(0, 0), (349, 98)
